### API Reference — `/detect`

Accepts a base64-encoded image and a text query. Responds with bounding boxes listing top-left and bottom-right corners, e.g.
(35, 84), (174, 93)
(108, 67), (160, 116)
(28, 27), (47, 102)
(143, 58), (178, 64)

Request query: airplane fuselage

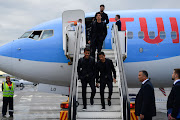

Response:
(0, 9), (179, 88)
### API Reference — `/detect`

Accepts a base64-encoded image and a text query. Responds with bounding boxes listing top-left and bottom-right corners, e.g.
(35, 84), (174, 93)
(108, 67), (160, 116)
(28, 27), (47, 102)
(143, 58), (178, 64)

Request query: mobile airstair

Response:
(62, 10), (130, 120)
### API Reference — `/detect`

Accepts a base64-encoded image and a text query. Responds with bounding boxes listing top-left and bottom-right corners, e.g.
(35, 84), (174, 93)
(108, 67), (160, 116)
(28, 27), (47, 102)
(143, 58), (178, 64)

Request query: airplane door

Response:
(62, 10), (86, 57)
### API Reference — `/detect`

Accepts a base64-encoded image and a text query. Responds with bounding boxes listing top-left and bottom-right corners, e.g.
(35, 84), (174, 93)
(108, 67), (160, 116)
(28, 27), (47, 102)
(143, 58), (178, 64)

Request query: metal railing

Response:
(112, 23), (130, 120)
(68, 24), (82, 120)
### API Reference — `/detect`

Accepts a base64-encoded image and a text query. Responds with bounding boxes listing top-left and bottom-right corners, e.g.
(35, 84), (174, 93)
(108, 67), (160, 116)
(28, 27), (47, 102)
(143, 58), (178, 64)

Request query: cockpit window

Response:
(19, 31), (33, 38)
(19, 30), (54, 40)
(40, 30), (54, 39)
(29, 31), (42, 40)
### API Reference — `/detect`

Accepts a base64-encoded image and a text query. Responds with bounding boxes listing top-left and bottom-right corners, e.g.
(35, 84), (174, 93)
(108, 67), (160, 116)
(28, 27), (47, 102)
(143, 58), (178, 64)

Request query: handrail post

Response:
(112, 23), (130, 120)
(68, 24), (82, 120)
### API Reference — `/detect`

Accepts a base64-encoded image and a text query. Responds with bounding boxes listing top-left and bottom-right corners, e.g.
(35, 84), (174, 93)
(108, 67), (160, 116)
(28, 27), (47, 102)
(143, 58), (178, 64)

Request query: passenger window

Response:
(149, 31), (155, 39)
(127, 31), (133, 39)
(19, 31), (33, 39)
(160, 31), (166, 39)
(171, 31), (177, 39)
(41, 30), (54, 39)
(29, 31), (42, 40)
(138, 31), (144, 39)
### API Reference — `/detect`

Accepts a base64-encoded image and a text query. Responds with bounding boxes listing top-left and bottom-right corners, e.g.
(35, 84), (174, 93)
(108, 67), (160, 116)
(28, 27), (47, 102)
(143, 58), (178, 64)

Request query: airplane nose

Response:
(0, 42), (13, 74)
(0, 42), (12, 57)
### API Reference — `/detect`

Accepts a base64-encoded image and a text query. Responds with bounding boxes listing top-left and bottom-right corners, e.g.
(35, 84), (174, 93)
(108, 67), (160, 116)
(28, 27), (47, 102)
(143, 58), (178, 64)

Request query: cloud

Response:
(0, 0), (180, 46)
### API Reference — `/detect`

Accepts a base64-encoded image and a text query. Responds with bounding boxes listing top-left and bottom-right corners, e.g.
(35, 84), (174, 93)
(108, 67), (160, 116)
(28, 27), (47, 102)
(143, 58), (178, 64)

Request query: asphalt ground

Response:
(0, 78), (68, 120)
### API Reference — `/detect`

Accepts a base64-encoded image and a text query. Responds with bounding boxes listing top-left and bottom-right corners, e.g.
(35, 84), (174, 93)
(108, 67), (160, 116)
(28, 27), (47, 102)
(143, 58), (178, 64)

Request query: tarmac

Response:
(0, 78), (68, 120)
(0, 78), (169, 120)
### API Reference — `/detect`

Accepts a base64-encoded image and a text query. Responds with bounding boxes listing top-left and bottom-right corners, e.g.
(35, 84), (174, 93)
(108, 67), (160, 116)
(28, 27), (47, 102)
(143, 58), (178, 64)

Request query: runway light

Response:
(61, 103), (69, 109)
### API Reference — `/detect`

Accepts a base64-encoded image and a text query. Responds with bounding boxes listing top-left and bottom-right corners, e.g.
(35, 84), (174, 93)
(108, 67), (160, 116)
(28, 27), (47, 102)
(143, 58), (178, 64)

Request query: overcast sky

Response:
(0, 0), (180, 46)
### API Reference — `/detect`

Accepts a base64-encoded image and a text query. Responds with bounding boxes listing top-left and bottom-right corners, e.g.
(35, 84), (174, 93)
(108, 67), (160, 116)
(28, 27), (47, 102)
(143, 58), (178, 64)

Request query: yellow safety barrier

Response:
(130, 110), (139, 120)
(60, 98), (69, 120)
(60, 110), (68, 120)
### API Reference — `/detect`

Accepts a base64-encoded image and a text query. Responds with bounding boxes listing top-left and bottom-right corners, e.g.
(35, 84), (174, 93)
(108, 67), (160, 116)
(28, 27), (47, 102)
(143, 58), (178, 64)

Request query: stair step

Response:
(79, 54), (115, 57)
(80, 49), (114, 54)
(79, 56), (115, 61)
(77, 119), (120, 120)
(78, 98), (121, 105)
(77, 112), (121, 119)
(77, 49), (123, 120)
(78, 81), (119, 87)
(77, 105), (121, 112)
(78, 87), (119, 93)
(78, 92), (120, 99)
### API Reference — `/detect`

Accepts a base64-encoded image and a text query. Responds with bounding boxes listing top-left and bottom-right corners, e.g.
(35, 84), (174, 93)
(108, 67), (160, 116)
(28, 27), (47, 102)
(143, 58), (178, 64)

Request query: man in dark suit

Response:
(77, 48), (96, 110)
(95, 4), (109, 24)
(135, 70), (156, 120)
(96, 52), (116, 110)
(115, 14), (121, 31)
(167, 69), (180, 120)
(88, 13), (107, 60)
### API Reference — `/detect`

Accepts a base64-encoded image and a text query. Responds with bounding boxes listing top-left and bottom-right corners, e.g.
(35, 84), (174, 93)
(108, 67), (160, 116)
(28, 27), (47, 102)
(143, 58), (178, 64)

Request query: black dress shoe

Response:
(82, 106), (87, 111)
(90, 97), (94, 105)
(101, 106), (105, 111)
(108, 99), (111, 106)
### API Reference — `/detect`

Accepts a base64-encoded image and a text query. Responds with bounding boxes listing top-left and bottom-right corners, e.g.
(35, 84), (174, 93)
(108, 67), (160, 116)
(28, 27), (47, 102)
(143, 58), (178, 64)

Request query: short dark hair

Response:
(174, 69), (180, 78)
(95, 12), (101, 18)
(98, 51), (105, 56)
(116, 15), (120, 19)
(139, 70), (148, 78)
(84, 47), (90, 52)
(6, 76), (10, 79)
(100, 4), (105, 7)
(78, 19), (82, 22)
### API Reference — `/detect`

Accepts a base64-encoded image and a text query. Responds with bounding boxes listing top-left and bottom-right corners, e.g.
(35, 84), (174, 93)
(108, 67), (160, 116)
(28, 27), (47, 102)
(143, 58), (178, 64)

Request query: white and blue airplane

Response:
(0, 9), (179, 95)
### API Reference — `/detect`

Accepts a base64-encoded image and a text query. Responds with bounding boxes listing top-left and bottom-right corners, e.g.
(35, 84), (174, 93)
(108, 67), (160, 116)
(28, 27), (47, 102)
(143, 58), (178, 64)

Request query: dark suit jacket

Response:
(135, 80), (156, 117)
(167, 81), (180, 118)
(77, 57), (96, 80)
(90, 21), (107, 43)
(116, 20), (121, 31)
(96, 58), (116, 83)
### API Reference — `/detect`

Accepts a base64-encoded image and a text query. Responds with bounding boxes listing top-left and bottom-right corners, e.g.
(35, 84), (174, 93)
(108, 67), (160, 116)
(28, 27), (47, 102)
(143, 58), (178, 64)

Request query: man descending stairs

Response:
(77, 49), (122, 120)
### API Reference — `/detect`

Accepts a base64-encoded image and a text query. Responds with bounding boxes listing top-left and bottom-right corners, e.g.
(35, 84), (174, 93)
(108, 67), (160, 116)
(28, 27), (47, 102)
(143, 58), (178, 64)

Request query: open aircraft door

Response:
(62, 10), (86, 59)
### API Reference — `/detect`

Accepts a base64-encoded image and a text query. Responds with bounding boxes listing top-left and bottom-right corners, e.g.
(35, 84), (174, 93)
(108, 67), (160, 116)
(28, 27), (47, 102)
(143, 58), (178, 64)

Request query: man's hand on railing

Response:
(113, 78), (116, 84)
(88, 40), (91, 44)
(96, 83), (99, 88)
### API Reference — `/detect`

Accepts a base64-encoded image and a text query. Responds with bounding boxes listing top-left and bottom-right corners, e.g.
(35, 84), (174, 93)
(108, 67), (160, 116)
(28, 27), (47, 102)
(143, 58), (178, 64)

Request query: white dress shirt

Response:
(173, 79), (180, 85)
(142, 79), (149, 84)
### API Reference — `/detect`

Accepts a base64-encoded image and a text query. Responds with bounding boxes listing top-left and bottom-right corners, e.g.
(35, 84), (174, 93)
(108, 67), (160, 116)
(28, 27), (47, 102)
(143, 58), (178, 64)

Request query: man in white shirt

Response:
(115, 15), (121, 31)
(135, 70), (156, 120)
(77, 19), (84, 33)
